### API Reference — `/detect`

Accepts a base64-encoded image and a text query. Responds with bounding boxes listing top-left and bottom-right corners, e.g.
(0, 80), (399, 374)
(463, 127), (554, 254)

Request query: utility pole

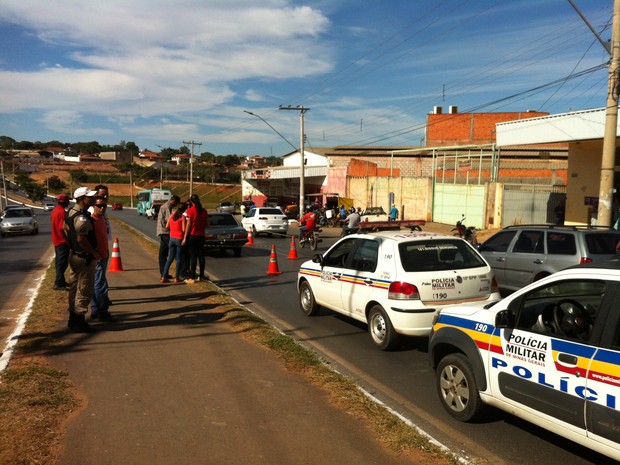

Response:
(183, 140), (202, 197)
(597, 0), (620, 226)
(279, 105), (310, 216)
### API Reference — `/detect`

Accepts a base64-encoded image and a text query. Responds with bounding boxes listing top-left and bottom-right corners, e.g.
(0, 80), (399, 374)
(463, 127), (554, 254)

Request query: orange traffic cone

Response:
(247, 228), (255, 246)
(287, 235), (299, 260)
(108, 237), (124, 272)
(266, 244), (283, 275)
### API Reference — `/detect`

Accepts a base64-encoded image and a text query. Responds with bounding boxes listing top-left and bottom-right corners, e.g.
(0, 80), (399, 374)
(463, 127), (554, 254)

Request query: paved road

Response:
(0, 208), (53, 361)
(105, 209), (614, 465)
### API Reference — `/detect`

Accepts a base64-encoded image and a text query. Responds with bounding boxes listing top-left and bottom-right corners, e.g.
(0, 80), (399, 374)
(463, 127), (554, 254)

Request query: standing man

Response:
(389, 204), (399, 222)
(91, 196), (113, 321)
(51, 193), (71, 291)
(157, 195), (180, 280)
(64, 187), (100, 333)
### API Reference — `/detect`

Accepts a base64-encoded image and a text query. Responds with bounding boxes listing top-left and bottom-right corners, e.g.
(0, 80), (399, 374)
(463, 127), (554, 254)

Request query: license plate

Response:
(217, 234), (232, 239)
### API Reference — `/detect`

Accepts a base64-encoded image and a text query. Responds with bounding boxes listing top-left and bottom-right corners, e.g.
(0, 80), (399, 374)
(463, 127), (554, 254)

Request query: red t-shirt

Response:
(169, 215), (185, 240)
(92, 214), (109, 259)
(51, 204), (68, 246)
(185, 206), (208, 236)
(302, 211), (316, 230)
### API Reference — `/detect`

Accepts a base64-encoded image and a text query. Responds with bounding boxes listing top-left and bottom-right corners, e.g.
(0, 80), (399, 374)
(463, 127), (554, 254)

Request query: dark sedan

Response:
(204, 213), (248, 256)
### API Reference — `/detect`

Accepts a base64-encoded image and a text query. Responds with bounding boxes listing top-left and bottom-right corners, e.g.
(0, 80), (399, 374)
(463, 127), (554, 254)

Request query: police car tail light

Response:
(492, 275), (499, 293)
(388, 282), (420, 300)
(580, 257), (593, 264)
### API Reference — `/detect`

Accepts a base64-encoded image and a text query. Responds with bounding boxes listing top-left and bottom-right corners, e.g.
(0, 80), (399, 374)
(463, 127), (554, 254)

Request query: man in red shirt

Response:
(51, 194), (70, 290)
(300, 207), (317, 241)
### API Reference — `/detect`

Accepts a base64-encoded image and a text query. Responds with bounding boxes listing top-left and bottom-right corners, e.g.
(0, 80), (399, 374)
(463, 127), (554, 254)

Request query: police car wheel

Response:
(436, 353), (484, 422)
(368, 305), (398, 351)
(299, 281), (319, 316)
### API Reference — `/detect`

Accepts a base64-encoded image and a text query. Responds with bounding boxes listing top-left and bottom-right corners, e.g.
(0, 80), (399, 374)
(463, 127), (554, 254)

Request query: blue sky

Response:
(0, 0), (613, 156)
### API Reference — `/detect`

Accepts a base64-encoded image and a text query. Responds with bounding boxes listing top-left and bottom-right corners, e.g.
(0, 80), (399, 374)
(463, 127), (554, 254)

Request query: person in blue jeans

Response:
(162, 202), (187, 283)
(90, 196), (113, 321)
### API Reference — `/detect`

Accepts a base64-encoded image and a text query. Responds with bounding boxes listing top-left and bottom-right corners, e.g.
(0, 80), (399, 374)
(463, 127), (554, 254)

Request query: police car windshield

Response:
(399, 240), (486, 272)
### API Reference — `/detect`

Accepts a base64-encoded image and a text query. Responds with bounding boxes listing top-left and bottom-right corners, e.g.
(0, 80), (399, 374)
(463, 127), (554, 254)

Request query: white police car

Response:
(429, 261), (620, 461)
(297, 230), (500, 350)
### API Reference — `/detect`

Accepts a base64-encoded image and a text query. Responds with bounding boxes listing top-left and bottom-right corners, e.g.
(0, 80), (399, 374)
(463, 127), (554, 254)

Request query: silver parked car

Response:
(216, 201), (235, 214)
(478, 224), (620, 293)
(0, 207), (39, 236)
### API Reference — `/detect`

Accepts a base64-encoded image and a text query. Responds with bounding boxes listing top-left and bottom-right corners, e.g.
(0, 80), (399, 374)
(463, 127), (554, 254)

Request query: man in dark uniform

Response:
(64, 187), (101, 332)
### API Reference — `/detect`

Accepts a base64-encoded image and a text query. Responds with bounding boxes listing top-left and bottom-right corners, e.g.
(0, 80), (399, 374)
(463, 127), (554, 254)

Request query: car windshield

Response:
(209, 215), (239, 226)
(5, 209), (32, 218)
(399, 239), (486, 271)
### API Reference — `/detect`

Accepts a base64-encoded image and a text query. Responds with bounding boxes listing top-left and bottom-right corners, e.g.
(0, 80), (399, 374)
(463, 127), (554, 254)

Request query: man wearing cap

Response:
(51, 193), (71, 291)
(64, 187), (101, 332)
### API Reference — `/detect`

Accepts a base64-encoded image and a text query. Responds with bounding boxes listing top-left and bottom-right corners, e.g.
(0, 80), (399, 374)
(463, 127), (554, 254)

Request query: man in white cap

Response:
(64, 187), (101, 332)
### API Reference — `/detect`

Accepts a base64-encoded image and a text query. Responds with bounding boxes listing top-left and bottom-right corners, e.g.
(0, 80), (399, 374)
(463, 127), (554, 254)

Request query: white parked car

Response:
(241, 207), (289, 237)
(297, 230), (500, 350)
(429, 262), (620, 461)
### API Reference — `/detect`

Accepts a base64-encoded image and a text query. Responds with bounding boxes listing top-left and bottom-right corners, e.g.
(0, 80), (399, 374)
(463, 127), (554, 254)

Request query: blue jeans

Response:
(54, 243), (70, 287)
(91, 257), (109, 315)
(163, 237), (184, 279)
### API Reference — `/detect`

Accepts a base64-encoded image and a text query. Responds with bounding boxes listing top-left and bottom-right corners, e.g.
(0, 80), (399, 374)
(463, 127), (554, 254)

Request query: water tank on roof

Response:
(449, 105), (458, 114)
(433, 106), (443, 114)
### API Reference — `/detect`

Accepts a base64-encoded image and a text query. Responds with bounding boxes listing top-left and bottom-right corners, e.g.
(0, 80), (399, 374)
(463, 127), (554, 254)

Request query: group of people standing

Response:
(156, 194), (209, 284)
(52, 184), (113, 333)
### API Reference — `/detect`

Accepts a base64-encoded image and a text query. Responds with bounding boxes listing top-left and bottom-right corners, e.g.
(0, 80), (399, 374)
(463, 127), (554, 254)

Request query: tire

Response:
(299, 281), (319, 316)
(436, 353), (485, 422)
(233, 247), (242, 257)
(299, 238), (306, 248)
(252, 225), (258, 237)
(33, 227), (39, 235)
(368, 305), (398, 350)
(309, 234), (317, 251)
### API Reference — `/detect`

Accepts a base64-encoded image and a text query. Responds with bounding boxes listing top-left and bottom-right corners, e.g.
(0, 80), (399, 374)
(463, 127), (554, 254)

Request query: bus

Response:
(136, 188), (172, 218)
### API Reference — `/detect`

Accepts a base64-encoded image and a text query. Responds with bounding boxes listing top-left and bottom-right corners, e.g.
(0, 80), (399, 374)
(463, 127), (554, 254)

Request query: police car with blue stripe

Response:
(429, 261), (620, 460)
(297, 229), (500, 350)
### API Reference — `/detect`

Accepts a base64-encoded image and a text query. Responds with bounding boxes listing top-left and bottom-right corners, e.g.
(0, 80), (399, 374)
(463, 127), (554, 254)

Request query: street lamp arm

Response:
(244, 110), (298, 152)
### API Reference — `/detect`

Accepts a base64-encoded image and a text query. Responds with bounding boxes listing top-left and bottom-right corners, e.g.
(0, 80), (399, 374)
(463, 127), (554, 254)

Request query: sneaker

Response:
(160, 277), (169, 283)
(198, 275), (209, 282)
(53, 285), (70, 291)
(173, 278), (183, 283)
(91, 312), (99, 320)
(184, 278), (195, 284)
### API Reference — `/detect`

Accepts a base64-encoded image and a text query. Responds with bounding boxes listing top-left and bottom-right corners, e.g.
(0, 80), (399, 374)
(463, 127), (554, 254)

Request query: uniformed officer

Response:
(64, 187), (101, 332)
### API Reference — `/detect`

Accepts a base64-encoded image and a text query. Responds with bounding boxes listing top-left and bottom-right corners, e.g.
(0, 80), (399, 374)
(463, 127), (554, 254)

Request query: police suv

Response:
(297, 230), (500, 350)
(429, 261), (620, 461)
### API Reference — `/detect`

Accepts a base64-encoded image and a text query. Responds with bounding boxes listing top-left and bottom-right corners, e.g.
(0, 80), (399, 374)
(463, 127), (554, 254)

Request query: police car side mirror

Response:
(495, 309), (515, 328)
(312, 254), (323, 266)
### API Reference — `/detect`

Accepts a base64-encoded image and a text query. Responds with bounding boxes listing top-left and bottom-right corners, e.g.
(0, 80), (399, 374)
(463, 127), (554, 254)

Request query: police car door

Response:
(488, 279), (606, 438)
(583, 282), (620, 454)
(340, 238), (382, 319)
(312, 238), (359, 312)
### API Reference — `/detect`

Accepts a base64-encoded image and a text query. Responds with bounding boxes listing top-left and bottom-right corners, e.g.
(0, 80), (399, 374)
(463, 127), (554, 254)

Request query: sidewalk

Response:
(51, 226), (421, 465)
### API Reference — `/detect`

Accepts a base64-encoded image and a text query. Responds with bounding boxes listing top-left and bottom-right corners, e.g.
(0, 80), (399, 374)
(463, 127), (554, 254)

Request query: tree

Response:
(47, 175), (67, 192)
(0, 136), (16, 150)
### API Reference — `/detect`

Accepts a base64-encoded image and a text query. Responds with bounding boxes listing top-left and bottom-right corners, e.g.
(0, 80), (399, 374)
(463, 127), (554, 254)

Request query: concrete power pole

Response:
(597, 0), (620, 227)
(279, 106), (310, 216)
(183, 140), (202, 197)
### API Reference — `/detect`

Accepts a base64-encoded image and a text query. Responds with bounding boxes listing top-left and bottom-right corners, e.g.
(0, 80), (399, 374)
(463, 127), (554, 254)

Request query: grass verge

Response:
(0, 219), (458, 465)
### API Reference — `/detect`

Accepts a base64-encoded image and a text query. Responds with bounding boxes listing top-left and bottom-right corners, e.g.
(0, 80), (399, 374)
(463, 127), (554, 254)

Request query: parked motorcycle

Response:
(299, 227), (322, 251)
(452, 215), (478, 245)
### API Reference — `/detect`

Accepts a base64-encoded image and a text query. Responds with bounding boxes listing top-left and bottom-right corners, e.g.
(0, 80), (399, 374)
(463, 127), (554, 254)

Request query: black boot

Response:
(68, 313), (96, 333)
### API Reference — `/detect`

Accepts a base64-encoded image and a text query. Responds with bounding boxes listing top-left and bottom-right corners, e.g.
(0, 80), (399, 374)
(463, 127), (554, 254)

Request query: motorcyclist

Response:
(341, 207), (361, 236)
(300, 206), (317, 241)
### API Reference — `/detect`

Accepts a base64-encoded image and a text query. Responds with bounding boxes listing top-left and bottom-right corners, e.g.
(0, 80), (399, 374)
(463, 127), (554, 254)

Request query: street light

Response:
(279, 105), (310, 214)
(244, 108), (309, 215)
